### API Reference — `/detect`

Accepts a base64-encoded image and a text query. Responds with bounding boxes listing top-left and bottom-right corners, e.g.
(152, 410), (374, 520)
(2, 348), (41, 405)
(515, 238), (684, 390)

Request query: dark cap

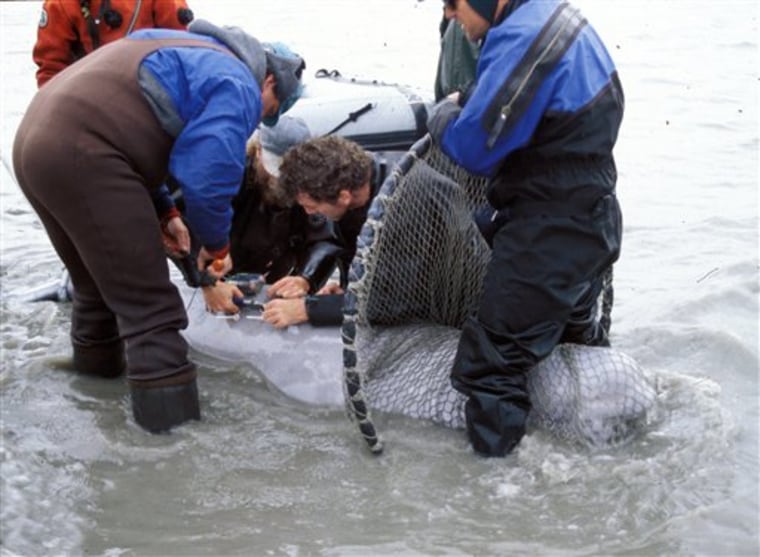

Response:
(466, 0), (498, 23)
(262, 42), (306, 126)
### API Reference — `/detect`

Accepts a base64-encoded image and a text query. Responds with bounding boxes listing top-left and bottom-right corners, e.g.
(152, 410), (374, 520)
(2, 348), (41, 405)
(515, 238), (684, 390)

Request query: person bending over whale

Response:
(13, 20), (305, 433)
(261, 136), (401, 329)
(185, 116), (343, 316)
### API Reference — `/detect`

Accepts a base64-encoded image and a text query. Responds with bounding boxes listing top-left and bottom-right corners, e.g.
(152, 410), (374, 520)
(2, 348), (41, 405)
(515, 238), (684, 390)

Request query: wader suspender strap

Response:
(483, 3), (587, 148)
(125, 0), (142, 35)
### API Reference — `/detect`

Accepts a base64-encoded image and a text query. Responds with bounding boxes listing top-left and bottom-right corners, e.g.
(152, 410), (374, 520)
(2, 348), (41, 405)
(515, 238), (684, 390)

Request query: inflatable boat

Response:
(287, 69), (430, 151)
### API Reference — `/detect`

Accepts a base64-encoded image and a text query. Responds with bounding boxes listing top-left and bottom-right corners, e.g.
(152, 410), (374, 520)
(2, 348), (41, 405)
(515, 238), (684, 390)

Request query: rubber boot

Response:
(72, 339), (126, 378)
(463, 393), (530, 457)
(129, 368), (201, 433)
(454, 372), (532, 457)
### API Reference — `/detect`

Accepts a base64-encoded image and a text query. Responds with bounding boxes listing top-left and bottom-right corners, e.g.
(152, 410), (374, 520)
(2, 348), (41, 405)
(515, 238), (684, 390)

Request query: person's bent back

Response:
(14, 18), (305, 434)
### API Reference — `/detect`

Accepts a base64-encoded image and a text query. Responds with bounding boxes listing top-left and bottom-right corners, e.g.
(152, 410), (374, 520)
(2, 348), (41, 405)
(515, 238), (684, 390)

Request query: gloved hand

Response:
(473, 205), (509, 248)
(426, 98), (461, 144)
(164, 215), (210, 287)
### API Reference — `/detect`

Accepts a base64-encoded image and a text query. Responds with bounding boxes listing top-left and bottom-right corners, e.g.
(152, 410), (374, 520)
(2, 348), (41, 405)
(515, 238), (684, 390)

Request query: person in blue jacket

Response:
(193, 116), (344, 316)
(427, 0), (624, 456)
(12, 19), (305, 433)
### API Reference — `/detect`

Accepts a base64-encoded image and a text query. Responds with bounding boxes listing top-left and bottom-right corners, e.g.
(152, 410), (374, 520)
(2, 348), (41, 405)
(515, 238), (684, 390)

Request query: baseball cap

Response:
(262, 42), (306, 126)
(254, 115), (311, 177)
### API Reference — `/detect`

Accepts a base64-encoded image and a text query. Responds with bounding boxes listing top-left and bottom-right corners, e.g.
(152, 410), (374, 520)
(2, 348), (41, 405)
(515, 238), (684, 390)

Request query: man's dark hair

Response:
(279, 136), (372, 203)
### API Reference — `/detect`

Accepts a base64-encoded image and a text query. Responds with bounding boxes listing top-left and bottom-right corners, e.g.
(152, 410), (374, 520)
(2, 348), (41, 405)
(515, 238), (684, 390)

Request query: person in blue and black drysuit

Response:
(13, 19), (305, 434)
(427, 0), (624, 457)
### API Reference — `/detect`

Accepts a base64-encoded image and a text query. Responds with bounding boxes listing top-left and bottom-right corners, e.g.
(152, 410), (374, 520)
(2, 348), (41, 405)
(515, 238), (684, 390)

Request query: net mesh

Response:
(342, 135), (656, 454)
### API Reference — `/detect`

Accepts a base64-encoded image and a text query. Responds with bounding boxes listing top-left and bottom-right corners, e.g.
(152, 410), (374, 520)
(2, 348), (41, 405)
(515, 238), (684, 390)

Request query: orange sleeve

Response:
(149, 0), (195, 30)
(32, 0), (82, 88)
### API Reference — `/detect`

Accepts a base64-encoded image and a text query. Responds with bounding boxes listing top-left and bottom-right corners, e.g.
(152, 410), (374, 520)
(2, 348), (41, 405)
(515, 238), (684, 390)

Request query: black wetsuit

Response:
(228, 167), (340, 293)
(429, 1), (624, 456)
(301, 151), (402, 326)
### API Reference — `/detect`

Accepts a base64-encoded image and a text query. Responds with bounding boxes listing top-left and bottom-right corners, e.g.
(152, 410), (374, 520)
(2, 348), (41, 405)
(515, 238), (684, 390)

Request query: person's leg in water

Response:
(19, 191), (126, 377)
(562, 267), (612, 348)
(451, 201), (621, 456)
(13, 99), (200, 435)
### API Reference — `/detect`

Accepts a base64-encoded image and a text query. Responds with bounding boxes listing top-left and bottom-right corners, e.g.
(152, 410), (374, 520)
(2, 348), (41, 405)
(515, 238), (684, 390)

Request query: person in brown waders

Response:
(12, 20), (305, 433)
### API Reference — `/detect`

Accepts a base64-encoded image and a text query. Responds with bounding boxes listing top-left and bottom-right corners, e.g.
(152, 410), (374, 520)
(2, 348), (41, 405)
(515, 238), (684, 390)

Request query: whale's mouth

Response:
(341, 135), (655, 454)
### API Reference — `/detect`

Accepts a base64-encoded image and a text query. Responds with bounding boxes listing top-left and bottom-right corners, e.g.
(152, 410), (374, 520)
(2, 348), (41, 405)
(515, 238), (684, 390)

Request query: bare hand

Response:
(446, 91), (461, 104)
(317, 281), (344, 295)
(201, 281), (244, 314)
(262, 298), (308, 328)
(267, 275), (310, 299)
(162, 216), (191, 257)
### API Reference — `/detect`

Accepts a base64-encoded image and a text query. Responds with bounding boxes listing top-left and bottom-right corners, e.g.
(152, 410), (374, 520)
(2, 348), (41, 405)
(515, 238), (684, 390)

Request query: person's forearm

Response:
(299, 241), (342, 292)
(305, 294), (344, 327)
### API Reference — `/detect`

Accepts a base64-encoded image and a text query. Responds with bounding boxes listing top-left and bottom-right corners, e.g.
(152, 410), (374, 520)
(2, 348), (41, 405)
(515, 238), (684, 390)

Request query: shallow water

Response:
(1, 1), (758, 556)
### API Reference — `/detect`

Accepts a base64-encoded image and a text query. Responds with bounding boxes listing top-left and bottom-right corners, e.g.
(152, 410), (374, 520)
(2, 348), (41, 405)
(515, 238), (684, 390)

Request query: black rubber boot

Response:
(463, 392), (530, 457)
(129, 368), (201, 433)
(453, 372), (532, 457)
(72, 340), (126, 378)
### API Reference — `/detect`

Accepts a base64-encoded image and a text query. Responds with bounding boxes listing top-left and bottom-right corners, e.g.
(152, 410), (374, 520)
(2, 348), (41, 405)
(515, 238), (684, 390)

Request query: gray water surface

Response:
(1, 1), (758, 555)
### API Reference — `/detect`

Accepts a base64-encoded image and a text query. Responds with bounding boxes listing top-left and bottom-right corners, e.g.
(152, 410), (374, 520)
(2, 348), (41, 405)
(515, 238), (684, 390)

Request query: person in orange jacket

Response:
(33, 0), (194, 88)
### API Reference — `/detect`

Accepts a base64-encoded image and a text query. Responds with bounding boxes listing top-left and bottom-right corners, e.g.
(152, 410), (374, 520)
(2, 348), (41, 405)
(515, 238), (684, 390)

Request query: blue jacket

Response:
(133, 23), (266, 253)
(438, 0), (623, 208)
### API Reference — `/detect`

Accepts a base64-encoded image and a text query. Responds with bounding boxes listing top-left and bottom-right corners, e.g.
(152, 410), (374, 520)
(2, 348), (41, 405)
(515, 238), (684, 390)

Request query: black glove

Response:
(167, 218), (216, 288)
(170, 253), (216, 288)
(426, 99), (461, 144)
(473, 205), (509, 248)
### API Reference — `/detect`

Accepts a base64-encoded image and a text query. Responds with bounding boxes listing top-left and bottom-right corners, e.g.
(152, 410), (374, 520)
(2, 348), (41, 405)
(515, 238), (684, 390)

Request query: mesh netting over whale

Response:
(342, 135), (656, 454)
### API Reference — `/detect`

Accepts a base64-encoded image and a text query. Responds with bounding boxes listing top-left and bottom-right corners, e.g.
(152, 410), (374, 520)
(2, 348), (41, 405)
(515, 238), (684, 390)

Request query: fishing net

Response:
(342, 135), (656, 454)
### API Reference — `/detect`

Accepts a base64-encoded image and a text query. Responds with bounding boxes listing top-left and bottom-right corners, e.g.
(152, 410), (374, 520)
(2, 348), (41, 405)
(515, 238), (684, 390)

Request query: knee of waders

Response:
(129, 367), (200, 433)
(72, 340), (126, 378)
